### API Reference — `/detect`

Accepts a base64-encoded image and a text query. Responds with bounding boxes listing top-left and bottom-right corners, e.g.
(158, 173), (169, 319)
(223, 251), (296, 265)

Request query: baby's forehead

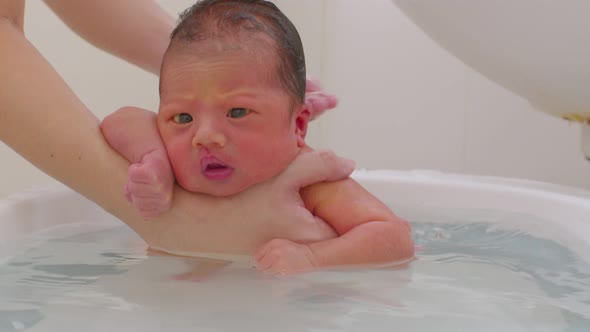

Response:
(171, 29), (278, 57)
(161, 35), (285, 86)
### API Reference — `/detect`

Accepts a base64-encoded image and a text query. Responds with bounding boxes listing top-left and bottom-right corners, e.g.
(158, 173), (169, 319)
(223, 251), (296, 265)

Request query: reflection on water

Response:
(0, 218), (589, 332)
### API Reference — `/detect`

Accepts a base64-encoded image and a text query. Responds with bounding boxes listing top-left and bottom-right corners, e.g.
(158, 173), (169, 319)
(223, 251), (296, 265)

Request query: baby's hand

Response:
(125, 149), (174, 219)
(254, 239), (318, 275)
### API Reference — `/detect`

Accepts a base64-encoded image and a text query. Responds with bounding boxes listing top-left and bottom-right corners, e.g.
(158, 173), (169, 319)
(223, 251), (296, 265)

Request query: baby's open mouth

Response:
(205, 162), (227, 171)
(201, 158), (234, 180)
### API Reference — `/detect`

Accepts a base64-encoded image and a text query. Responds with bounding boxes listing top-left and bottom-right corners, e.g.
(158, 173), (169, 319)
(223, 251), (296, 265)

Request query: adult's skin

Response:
(42, 0), (174, 75)
(0, 3), (352, 255)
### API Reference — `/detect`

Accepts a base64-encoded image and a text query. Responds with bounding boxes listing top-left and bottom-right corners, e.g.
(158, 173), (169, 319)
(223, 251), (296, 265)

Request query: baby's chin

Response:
(180, 179), (264, 197)
(199, 185), (249, 197)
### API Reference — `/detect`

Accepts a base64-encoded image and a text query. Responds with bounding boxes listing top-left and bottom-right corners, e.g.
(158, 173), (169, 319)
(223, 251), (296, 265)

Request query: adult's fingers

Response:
(277, 149), (354, 189)
(306, 92), (338, 120)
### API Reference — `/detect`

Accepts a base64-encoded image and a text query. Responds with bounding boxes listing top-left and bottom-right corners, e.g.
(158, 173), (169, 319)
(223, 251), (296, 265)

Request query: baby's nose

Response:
(192, 127), (226, 149)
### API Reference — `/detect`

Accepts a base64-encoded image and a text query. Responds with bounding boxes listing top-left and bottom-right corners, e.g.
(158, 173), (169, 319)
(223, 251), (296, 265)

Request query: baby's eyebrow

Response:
(220, 89), (264, 99)
(159, 101), (191, 114)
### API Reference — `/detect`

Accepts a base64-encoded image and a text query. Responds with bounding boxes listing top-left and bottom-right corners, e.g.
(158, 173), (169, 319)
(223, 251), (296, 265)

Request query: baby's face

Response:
(157, 41), (307, 196)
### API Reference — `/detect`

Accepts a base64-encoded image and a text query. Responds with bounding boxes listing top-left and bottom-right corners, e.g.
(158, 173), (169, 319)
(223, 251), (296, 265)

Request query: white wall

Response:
(315, 0), (590, 188)
(1, 0), (589, 197)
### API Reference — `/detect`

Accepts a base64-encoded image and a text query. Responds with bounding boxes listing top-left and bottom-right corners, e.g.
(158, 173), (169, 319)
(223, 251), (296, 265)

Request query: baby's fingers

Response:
(128, 163), (161, 184)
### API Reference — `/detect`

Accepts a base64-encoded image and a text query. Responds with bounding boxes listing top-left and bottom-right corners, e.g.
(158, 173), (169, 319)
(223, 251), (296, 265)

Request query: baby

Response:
(101, 0), (414, 274)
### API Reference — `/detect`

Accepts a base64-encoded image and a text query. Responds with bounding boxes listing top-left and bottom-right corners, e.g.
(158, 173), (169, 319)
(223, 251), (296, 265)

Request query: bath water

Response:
(0, 215), (589, 331)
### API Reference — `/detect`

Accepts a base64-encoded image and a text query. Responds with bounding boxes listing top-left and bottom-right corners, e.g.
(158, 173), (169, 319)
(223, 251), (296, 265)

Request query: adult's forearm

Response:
(0, 0), (24, 31)
(0, 19), (145, 232)
(42, 0), (175, 75)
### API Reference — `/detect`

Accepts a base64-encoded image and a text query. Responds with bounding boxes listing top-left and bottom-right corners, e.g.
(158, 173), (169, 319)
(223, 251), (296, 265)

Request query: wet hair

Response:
(166, 0), (306, 105)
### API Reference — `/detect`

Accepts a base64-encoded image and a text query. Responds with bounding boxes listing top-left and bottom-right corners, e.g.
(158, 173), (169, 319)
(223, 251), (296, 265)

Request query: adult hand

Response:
(306, 76), (339, 120)
(145, 149), (355, 256)
(254, 239), (317, 275)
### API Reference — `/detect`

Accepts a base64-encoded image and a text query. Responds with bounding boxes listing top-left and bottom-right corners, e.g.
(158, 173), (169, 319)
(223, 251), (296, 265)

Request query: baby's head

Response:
(157, 0), (309, 196)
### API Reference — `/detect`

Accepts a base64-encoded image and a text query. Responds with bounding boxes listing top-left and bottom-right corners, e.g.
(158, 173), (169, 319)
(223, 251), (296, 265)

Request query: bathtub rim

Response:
(1, 169), (589, 262)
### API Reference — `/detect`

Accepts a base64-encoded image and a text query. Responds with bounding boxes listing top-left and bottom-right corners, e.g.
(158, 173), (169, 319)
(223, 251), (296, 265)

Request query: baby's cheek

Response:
(246, 151), (294, 181)
(173, 166), (201, 192)
(167, 149), (195, 184)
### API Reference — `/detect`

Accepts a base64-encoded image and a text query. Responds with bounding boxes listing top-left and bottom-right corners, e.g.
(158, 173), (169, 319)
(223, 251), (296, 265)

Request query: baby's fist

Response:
(125, 150), (174, 219)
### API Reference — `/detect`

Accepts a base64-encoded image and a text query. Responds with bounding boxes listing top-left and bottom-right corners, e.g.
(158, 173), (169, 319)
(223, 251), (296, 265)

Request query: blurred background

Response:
(2, 0), (589, 197)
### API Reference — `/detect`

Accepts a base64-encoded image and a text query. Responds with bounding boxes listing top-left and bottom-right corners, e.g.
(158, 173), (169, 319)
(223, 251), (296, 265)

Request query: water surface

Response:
(1, 215), (589, 332)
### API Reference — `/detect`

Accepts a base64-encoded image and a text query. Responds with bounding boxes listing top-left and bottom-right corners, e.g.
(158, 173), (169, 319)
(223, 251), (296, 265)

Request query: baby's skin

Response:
(101, 0), (414, 275)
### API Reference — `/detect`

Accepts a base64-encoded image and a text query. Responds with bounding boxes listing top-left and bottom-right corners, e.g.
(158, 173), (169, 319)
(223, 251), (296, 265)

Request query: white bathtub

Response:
(5, 170), (588, 261)
(355, 170), (590, 263)
(1, 170), (590, 331)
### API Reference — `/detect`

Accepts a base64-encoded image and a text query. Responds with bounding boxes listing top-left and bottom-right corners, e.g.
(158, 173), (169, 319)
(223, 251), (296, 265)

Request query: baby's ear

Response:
(294, 105), (311, 147)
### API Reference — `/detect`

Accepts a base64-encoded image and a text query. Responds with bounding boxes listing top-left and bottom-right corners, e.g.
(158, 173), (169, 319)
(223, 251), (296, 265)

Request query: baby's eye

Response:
(173, 113), (193, 124)
(227, 108), (251, 118)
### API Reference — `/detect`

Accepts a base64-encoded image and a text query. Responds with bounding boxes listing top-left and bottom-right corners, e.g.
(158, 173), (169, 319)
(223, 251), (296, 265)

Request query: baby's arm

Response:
(100, 106), (174, 218)
(255, 178), (415, 274)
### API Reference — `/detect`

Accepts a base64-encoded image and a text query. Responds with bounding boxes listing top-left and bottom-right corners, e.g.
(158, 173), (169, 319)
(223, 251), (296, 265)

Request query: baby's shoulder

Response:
(300, 177), (366, 211)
